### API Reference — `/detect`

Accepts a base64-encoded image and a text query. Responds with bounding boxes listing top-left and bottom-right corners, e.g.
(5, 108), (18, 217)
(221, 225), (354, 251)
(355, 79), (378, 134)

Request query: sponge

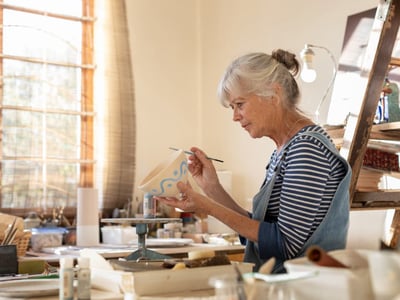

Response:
(187, 250), (215, 260)
(18, 259), (46, 275)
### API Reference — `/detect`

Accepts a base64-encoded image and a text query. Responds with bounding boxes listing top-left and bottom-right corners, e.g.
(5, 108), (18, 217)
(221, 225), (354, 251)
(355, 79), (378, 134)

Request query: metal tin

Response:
(143, 193), (156, 218)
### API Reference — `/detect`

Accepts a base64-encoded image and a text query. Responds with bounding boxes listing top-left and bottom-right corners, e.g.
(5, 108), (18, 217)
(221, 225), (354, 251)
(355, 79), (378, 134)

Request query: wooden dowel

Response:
(306, 245), (349, 268)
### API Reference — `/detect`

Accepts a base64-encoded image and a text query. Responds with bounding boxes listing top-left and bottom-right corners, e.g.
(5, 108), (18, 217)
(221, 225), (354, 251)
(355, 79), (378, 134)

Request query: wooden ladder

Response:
(337, 0), (400, 248)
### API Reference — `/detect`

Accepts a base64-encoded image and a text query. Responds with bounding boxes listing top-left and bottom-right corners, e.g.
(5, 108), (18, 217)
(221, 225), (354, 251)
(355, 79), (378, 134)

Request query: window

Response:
(0, 0), (95, 218)
(0, 0), (136, 220)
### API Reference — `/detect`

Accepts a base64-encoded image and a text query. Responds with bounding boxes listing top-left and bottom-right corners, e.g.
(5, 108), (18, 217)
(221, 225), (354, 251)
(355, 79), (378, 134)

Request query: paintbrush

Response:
(2, 217), (18, 245)
(169, 147), (224, 163)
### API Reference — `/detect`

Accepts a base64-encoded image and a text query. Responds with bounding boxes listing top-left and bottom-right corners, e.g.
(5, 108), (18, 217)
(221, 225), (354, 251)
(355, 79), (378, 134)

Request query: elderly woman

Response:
(156, 50), (351, 273)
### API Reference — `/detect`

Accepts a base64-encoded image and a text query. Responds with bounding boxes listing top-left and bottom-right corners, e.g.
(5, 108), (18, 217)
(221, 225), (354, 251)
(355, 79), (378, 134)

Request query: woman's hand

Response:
(154, 181), (213, 215)
(188, 147), (220, 195)
(155, 180), (260, 243)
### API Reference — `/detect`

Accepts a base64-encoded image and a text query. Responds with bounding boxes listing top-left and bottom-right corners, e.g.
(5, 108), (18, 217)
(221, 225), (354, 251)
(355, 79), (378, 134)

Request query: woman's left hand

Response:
(154, 181), (212, 215)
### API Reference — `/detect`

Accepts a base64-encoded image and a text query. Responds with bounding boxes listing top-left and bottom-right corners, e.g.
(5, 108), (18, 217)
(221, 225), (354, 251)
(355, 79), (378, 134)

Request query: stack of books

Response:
(356, 147), (400, 191)
(363, 148), (399, 172)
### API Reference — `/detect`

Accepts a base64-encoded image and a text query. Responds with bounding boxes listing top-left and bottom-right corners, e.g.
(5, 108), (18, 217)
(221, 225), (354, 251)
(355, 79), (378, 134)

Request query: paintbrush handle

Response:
(5, 227), (18, 245)
(2, 217), (19, 245)
(169, 147), (224, 163)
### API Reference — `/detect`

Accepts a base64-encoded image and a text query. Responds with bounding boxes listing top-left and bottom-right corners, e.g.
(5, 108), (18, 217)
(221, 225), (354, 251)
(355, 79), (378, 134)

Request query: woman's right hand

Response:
(187, 147), (220, 195)
(188, 147), (246, 216)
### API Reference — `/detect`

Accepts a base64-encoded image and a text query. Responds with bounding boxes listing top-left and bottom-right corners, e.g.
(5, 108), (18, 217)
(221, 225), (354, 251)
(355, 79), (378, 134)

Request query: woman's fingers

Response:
(190, 147), (212, 166)
(177, 181), (192, 201)
(154, 181), (192, 210)
(155, 195), (187, 211)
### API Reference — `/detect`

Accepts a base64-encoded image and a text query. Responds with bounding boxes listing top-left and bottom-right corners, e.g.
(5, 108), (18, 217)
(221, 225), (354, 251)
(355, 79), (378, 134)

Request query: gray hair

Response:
(217, 50), (300, 109)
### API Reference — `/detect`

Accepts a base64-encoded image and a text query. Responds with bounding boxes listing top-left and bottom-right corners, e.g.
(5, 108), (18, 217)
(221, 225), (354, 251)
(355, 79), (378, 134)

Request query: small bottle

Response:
(59, 257), (74, 300)
(77, 257), (91, 300)
(143, 193), (156, 218)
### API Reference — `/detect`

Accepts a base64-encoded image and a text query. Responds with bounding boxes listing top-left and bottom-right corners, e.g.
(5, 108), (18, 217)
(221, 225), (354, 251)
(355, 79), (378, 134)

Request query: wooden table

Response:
(22, 243), (245, 263)
(0, 289), (124, 300)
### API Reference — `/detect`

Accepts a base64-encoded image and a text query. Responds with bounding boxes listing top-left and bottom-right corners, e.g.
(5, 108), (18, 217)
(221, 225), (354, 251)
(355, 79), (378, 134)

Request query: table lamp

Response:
(300, 43), (338, 123)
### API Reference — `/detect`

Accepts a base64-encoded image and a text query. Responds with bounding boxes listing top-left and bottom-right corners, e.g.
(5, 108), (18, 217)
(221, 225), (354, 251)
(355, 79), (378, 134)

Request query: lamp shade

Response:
(300, 45), (317, 83)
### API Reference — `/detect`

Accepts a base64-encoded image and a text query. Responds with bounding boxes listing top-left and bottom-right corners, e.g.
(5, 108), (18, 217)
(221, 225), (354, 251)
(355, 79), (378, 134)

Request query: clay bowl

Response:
(138, 150), (188, 197)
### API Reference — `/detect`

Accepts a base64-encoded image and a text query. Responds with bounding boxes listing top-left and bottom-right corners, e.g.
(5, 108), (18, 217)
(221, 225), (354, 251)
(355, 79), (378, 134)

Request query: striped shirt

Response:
(265, 125), (346, 259)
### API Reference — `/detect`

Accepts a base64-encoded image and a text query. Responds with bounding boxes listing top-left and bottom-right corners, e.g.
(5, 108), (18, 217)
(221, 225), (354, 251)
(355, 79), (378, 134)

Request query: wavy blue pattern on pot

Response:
(151, 160), (188, 195)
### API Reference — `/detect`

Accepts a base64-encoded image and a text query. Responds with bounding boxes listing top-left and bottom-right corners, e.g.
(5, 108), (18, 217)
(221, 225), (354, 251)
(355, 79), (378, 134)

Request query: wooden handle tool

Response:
(306, 245), (348, 268)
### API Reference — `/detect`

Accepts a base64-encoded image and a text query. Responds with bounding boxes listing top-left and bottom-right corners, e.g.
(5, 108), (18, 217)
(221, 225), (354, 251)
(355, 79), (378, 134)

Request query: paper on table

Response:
(80, 249), (114, 271)
(79, 249), (128, 294)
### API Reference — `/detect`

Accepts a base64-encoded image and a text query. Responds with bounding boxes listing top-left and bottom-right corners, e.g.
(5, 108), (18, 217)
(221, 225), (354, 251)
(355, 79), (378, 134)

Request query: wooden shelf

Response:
(361, 166), (400, 178)
(372, 121), (400, 131)
(367, 140), (400, 153)
(323, 125), (345, 148)
(353, 190), (400, 209)
(325, 122), (400, 206)
(325, 123), (400, 150)
(390, 57), (400, 67)
(370, 121), (400, 140)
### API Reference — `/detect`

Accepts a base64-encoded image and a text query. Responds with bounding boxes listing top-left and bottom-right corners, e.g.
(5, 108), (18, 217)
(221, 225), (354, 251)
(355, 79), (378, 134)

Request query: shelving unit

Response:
(326, 0), (400, 248)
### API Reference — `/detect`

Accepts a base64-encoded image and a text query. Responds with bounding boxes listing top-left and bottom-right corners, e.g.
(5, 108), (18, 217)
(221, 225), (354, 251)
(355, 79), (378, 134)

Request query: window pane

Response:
(4, 0), (82, 18)
(2, 161), (43, 208)
(1, 161), (78, 208)
(2, 110), (80, 159)
(46, 114), (80, 158)
(3, 60), (81, 111)
(3, 110), (43, 157)
(3, 10), (82, 64)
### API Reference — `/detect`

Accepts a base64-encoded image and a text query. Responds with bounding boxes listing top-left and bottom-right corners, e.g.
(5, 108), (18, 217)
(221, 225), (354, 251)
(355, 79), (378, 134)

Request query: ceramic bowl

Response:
(138, 150), (188, 197)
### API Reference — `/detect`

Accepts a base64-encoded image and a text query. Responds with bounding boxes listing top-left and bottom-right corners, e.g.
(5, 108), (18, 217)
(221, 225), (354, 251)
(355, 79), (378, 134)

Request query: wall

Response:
(126, 0), (378, 203)
(125, 0), (389, 245)
(125, 0), (200, 206)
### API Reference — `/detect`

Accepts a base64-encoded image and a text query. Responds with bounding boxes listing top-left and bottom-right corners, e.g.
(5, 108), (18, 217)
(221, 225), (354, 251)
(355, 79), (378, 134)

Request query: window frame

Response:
(0, 0), (95, 220)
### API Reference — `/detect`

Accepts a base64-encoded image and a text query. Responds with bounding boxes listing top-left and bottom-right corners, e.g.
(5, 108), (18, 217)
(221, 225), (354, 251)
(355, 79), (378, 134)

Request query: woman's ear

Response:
(269, 94), (280, 107)
(269, 83), (284, 106)
(271, 83), (283, 97)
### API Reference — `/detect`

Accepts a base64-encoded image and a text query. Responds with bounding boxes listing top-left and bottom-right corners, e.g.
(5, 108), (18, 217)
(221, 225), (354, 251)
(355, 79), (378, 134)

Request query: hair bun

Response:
(272, 49), (299, 76)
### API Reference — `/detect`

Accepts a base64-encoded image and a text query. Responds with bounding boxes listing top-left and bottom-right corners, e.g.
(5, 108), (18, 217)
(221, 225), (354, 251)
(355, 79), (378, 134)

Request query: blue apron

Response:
(244, 131), (352, 273)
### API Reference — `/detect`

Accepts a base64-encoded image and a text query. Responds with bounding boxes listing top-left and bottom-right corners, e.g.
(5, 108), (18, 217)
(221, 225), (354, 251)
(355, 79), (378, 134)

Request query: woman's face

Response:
(228, 93), (277, 139)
